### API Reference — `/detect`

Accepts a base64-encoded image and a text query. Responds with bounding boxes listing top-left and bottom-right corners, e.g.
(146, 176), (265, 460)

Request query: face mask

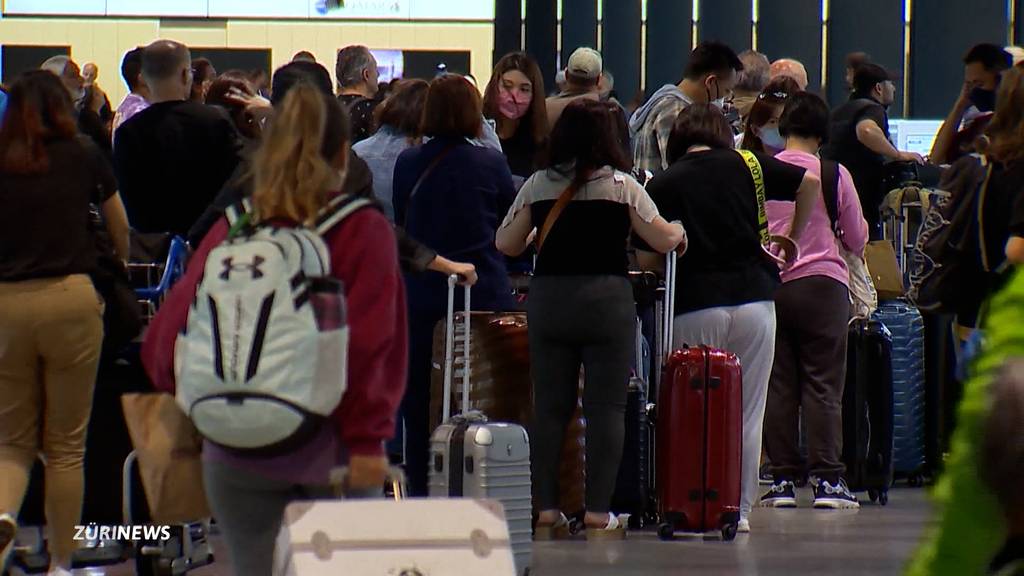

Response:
(706, 77), (726, 110)
(759, 126), (786, 151)
(969, 86), (997, 113)
(497, 88), (531, 120)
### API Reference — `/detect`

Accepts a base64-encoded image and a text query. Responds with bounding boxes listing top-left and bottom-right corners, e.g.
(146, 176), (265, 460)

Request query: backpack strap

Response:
(536, 180), (581, 252)
(315, 194), (375, 236)
(737, 149), (770, 247)
(820, 159), (842, 237)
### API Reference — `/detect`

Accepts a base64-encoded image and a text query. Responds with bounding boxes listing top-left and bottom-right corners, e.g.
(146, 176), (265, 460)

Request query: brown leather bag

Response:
(429, 312), (586, 516)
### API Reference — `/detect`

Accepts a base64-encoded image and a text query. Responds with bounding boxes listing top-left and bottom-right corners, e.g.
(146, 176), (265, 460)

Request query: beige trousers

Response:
(0, 274), (103, 565)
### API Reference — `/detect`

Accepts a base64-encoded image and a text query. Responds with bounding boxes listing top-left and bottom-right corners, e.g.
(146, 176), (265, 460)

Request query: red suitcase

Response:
(654, 254), (742, 541)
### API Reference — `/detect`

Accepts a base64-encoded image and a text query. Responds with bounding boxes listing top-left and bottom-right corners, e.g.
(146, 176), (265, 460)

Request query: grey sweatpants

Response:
(203, 460), (380, 576)
(528, 275), (635, 513)
(672, 300), (777, 520)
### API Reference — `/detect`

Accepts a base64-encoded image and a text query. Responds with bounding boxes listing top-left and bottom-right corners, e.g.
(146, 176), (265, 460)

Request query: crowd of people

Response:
(1, 31), (1024, 576)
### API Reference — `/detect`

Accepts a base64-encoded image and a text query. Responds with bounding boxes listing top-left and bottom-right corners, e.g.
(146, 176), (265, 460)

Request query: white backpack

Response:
(175, 195), (373, 453)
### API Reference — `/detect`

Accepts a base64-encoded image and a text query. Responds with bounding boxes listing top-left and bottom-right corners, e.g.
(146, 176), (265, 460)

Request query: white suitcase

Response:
(274, 498), (518, 576)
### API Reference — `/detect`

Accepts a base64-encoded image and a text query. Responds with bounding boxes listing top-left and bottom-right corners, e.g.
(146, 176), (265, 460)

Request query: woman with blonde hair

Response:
(148, 82), (408, 576)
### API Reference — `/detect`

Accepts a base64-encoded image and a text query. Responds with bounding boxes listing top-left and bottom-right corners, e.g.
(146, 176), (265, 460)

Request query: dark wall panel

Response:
(646, 0), (692, 95)
(827, 0), (904, 115)
(561, 0), (598, 68)
(602, 0), (642, 100)
(526, 0), (558, 97)
(494, 0), (522, 65)
(758, 0), (822, 93)
(2, 45), (70, 84)
(698, 0), (751, 53)
(910, 0), (1009, 118)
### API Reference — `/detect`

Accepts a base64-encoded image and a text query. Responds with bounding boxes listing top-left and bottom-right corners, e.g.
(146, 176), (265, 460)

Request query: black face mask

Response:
(970, 86), (997, 113)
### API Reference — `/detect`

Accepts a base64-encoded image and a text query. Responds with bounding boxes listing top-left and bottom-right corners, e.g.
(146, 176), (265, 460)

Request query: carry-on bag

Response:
(275, 468), (517, 576)
(428, 275), (532, 576)
(842, 319), (896, 504)
(873, 300), (927, 482)
(654, 254), (743, 541)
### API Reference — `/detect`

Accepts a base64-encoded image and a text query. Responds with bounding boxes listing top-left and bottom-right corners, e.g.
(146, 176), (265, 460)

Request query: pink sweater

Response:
(768, 150), (869, 286)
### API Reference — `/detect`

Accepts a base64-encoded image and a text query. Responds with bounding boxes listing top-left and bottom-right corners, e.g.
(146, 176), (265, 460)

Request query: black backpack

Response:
(907, 155), (994, 313)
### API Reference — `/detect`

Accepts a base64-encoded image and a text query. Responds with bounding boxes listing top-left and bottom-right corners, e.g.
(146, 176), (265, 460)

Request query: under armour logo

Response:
(219, 255), (265, 280)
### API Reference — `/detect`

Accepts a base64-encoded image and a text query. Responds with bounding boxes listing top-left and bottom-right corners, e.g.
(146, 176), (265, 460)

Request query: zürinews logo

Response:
(74, 524), (173, 542)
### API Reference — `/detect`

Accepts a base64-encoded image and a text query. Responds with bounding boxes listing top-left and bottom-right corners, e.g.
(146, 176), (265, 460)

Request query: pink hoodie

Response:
(768, 150), (869, 286)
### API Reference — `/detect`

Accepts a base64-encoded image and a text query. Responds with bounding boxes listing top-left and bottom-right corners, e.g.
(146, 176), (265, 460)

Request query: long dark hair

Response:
(483, 52), (549, 146)
(544, 99), (631, 188)
(0, 70), (78, 174)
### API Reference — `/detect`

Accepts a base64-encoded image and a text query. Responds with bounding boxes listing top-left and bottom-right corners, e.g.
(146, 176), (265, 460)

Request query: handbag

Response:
(121, 393), (211, 524)
(864, 240), (905, 300)
(821, 160), (878, 319)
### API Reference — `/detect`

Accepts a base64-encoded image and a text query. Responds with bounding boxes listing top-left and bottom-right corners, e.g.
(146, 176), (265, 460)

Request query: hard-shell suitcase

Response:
(275, 470), (518, 576)
(873, 300), (927, 481)
(654, 255), (742, 541)
(609, 270), (659, 528)
(842, 319), (895, 504)
(428, 275), (532, 576)
(428, 311), (586, 520)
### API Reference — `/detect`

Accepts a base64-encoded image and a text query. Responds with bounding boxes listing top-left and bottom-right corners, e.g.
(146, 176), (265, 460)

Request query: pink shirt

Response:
(768, 150), (869, 286)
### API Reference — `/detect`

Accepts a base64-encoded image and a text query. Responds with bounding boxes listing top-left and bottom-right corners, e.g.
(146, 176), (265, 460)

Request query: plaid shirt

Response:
(632, 93), (693, 174)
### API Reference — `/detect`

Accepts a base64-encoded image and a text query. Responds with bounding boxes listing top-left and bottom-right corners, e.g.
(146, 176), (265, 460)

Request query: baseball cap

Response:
(567, 47), (602, 81)
(853, 63), (899, 93)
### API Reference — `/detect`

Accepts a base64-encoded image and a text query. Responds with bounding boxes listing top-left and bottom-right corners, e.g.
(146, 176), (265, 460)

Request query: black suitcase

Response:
(842, 319), (895, 505)
(610, 272), (660, 528)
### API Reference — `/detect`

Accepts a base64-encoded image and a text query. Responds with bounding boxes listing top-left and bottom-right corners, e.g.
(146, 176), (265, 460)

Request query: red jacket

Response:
(142, 203), (408, 457)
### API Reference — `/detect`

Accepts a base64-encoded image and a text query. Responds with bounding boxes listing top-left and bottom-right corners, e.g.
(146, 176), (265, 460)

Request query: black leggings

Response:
(528, 275), (634, 513)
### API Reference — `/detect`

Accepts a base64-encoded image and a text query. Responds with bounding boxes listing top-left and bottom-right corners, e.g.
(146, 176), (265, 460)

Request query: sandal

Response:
(585, 513), (627, 541)
(534, 512), (572, 541)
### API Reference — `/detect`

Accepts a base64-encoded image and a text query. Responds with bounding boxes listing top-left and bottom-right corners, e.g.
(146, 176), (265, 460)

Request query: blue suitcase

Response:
(873, 301), (927, 480)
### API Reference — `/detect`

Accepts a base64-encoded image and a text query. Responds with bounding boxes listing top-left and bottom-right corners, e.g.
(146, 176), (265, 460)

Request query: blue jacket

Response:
(393, 136), (516, 315)
(352, 126), (411, 222)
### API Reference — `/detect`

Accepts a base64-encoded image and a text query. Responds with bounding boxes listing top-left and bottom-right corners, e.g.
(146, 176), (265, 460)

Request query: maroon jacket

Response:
(142, 200), (408, 458)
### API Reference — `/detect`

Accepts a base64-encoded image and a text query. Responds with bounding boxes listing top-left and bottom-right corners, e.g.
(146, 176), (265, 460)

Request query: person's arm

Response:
(496, 204), (534, 257)
(787, 171), (821, 243)
(101, 194), (130, 262)
(631, 211), (686, 254)
(837, 165), (869, 254)
(929, 84), (972, 165)
(330, 210), (408, 488)
(856, 118), (923, 163)
(654, 102), (683, 170)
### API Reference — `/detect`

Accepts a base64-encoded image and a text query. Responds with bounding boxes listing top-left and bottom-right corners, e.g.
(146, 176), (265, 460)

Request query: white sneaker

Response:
(0, 513), (16, 569)
(737, 518), (750, 533)
(47, 566), (74, 576)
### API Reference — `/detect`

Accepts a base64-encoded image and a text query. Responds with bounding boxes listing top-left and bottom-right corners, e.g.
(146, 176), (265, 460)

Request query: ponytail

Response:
(251, 82), (339, 225)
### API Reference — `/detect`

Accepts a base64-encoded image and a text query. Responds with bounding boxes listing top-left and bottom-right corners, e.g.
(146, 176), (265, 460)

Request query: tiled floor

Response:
(15, 487), (933, 576)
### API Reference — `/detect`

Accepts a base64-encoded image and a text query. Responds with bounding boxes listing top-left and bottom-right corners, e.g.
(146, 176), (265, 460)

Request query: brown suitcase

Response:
(429, 312), (586, 517)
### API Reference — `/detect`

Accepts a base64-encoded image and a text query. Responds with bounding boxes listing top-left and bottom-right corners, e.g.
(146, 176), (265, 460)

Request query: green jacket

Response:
(907, 269), (1024, 575)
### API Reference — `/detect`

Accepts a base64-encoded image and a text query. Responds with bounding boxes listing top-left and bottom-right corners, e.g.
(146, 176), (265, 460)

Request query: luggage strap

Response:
(737, 150), (769, 248)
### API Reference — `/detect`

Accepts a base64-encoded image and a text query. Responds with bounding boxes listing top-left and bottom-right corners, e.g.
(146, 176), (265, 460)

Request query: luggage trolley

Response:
(121, 237), (215, 576)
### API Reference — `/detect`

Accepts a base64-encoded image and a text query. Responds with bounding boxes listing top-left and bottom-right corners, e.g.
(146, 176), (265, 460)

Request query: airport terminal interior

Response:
(1, 0), (1023, 575)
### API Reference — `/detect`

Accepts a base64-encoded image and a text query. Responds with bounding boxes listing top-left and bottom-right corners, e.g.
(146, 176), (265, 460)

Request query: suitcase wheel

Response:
(720, 523), (738, 542)
(657, 523), (675, 541)
(878, 491), (889, 506)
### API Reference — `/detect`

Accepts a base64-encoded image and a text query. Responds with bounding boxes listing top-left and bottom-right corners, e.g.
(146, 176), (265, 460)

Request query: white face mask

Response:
(711, 97), (727, 110)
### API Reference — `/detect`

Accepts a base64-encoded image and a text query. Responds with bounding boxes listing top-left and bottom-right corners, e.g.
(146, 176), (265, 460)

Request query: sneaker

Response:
(813, 478), (861, 509)
(759, 479), (798, 508)
(0, 513), (15, 570)
(737, 518), (750, 533)
(47, 567), (73, 576)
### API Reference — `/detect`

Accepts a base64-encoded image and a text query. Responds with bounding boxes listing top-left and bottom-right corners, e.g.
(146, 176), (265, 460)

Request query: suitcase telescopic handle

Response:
(329, 466), (408, 501)
(662, 251), (678, 364)
(442, 274), (472, 422)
